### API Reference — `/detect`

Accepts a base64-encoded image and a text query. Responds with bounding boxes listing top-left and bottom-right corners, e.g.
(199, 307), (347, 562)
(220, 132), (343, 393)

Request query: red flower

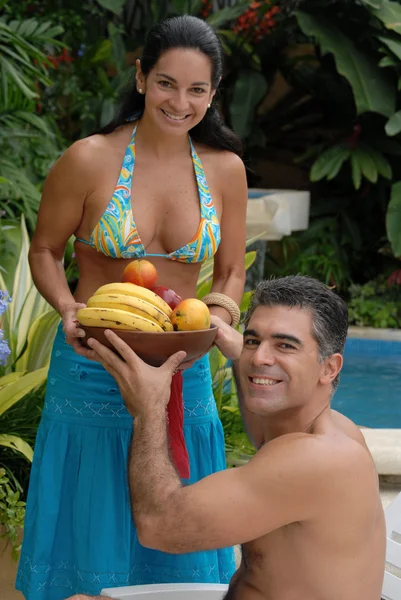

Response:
(387, 270), (401, 286)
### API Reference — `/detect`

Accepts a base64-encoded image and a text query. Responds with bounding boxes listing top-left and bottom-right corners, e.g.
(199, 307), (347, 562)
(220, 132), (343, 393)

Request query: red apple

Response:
(121, 259), (158, 289)
(152, 286), (182, 310)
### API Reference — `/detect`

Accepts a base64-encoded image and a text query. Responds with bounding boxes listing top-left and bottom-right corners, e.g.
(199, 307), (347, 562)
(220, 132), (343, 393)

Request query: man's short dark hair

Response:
(245, 275), (348, 391)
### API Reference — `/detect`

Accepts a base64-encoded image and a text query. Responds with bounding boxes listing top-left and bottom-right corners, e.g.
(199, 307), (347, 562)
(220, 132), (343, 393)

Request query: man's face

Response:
(238, 305), (336, 417)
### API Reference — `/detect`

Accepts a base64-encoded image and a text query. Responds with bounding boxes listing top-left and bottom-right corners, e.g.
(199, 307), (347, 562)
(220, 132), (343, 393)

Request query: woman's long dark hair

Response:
(95, 15), (243, 157)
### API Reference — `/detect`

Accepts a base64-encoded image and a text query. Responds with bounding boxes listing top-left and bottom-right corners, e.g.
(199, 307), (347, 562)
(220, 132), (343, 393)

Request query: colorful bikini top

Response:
(76, 125), (221, 262)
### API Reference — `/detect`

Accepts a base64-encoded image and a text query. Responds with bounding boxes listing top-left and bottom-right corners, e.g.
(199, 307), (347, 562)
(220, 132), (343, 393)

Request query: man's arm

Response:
(129, 409), (183, 543)
(131, 429), (366, 554)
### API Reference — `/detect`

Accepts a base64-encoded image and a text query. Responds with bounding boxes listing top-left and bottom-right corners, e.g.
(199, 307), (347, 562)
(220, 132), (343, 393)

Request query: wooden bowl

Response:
(81, 325), (218, 367)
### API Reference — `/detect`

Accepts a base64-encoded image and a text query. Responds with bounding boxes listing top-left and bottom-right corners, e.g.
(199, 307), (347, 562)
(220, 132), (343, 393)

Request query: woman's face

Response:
(136, 48), (216, 135)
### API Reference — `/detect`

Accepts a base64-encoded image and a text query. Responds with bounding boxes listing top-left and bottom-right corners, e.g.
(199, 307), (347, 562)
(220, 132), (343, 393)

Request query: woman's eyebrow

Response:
(155, 72), (210, 86)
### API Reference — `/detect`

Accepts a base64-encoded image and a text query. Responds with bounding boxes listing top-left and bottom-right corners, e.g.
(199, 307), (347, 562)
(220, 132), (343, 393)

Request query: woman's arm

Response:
(29, 139), (94, 353)
(208, 153), (248, 324)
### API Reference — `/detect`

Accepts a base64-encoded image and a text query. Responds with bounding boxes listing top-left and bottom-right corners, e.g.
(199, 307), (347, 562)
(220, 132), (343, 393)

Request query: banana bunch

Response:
(77, 283), (173, 333)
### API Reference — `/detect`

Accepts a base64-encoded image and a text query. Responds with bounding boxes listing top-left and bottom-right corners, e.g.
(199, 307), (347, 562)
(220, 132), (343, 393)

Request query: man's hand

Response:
(87, 330), (187, 418)
(211, 315), (243, 361)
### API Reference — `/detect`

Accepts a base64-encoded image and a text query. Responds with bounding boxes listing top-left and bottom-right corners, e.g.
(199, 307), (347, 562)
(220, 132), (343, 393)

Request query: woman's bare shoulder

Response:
(60, 134), (113, 171)
(197, 144), (245, 175)
(57, 125), (132, 174)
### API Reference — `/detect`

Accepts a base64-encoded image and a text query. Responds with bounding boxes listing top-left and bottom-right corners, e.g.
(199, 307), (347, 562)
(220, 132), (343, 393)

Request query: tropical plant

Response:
(196, 237), (262, 465)
(290, 0), (401, 257)
(0, 467), (26, 558)
(348, 274), (401, 328)
(0, 216), (59, 498)
(0, 14), (64, 226)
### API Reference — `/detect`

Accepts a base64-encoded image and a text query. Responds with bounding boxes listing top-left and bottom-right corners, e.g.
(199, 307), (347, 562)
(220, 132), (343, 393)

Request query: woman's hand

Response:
(60, 301), (89, 356)
(210, 315), (243, 361)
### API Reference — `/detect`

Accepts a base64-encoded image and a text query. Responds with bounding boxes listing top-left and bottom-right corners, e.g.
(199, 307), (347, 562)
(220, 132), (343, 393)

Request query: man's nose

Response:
(250, 343), (276, 367)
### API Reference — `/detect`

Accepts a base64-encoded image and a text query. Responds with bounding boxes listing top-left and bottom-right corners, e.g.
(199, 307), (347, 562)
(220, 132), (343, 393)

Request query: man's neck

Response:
(262, 403), (332, 443)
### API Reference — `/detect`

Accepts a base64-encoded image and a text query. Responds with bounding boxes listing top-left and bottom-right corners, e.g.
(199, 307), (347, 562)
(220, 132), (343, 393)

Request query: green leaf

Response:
(0, 372), (23, 388)
(385, 110), (401, 136)
(91, 39), (112, 64)
(295, 11), (396, 117)
(95, 0), (125, 16)
(229, 70), (268, 139)
(0, 367), (48, 416)
(15, 309), (60, 372)
(361, 0), (384, 8)
(327, 149), (351, 180)
(378, 55), (398, 67)
(0, 435), (33, 462)
(387, 181), (401, 256)
(310, 145), (350, 182)
(353, 146), (378, 183)
(364, 147), (392, 179)
(370, 0), (401, 35)
(207, 2), (248, 29)
(0, 56), (37, 99)
(240, 290), (253, 313)
(377, 35), (401, 60)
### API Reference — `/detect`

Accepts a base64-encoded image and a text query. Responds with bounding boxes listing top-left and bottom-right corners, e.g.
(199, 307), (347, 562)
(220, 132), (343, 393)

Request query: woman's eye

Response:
(192, 87), (205, 94)
(159, 80), (172, 88)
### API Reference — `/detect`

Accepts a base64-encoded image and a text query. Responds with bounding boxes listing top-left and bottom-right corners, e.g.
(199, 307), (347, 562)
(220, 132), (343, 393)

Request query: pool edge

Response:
(361, 428), (401, 475)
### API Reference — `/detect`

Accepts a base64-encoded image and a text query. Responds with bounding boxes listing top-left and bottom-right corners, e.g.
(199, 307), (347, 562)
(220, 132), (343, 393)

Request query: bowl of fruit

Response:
(77, 260), (217, 367)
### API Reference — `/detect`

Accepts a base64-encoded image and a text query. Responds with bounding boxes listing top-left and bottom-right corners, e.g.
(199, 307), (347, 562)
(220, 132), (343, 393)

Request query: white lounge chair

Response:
(100, 582), (229, 599)
(382, 491), (401, 600)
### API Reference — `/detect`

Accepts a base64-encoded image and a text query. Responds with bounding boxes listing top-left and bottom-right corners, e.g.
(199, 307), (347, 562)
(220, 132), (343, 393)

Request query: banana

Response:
(94, 282), (172, 317)
(77, 307), (164, 332)
(87, 294), (173, 332)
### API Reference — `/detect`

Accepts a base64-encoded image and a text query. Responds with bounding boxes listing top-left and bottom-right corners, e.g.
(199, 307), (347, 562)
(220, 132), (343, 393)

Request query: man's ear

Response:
(319, 353), (343, 387)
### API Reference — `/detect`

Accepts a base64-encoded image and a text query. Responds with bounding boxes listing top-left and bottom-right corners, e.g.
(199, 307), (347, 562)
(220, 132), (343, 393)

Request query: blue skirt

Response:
(16, 326), (235, 600)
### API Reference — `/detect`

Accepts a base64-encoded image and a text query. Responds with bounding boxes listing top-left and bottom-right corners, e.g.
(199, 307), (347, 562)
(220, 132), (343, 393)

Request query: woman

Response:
(17, 15), (247, 600)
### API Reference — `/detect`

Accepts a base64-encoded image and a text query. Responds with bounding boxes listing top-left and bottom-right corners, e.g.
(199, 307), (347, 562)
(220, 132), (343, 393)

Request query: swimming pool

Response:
(332, 337), (401, 428)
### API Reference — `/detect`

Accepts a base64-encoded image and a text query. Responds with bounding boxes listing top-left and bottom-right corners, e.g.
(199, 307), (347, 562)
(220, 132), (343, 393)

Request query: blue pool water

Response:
(332, 338), (401, 428)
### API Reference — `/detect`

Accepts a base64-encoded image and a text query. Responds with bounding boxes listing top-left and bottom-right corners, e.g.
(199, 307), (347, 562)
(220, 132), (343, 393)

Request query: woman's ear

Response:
(135, 59), (145, 93)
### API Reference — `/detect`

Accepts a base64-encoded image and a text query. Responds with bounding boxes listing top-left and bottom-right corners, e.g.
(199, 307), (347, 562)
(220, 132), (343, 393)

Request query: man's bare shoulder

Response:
(255, 429), (374, 484)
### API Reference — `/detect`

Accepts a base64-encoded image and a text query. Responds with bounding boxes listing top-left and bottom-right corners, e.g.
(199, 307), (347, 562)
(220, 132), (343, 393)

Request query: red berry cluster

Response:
(47, 48), (74, 68)
(200, 0), (213, 19)
(233, 1), (280, 43)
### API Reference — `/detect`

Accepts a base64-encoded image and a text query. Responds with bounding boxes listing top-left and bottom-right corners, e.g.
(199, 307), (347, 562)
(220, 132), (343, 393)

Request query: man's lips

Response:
(248, 376), (283, 387)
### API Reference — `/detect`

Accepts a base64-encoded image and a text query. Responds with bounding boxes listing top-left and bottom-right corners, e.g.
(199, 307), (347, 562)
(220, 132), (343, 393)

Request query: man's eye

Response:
(244, 338), (259, 346)
(280, 343), (295, 350)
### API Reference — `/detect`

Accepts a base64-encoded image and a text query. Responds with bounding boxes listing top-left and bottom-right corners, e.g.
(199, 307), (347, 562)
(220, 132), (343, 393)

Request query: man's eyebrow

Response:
(243, 329), (303, 347)
(243, 328), (259, 338)
(272, 333), (303, 346)
(155, 72), (210, 86)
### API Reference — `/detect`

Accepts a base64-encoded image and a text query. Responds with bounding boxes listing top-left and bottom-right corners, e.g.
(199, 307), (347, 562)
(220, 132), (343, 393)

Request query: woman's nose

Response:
(169, 90), (189, 112)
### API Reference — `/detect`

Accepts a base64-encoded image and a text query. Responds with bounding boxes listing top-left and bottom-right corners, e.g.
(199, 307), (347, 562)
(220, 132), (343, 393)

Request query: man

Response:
(78, 275), (386, 600)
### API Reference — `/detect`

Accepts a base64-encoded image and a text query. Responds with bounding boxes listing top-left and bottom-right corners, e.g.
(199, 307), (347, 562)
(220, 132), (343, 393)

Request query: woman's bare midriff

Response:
(73, 243), (203, 304)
